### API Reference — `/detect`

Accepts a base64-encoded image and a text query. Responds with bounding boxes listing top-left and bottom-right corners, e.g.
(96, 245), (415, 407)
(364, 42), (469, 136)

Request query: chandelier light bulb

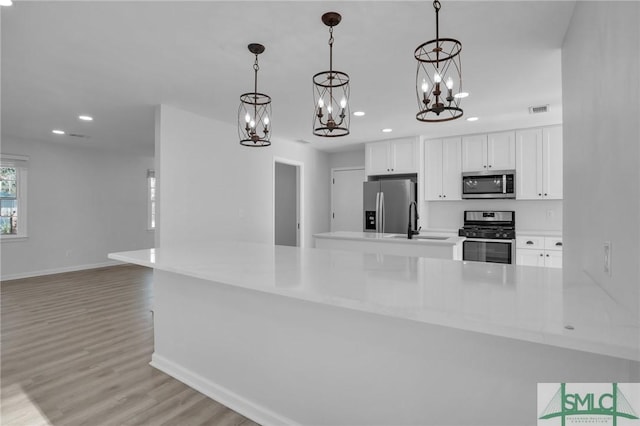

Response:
(446, 77), (454, 90)
(318, 98), (324, 108)
(249, 120), (256, 128)
(422, 79), (429, 93)
(340, 97), (347, 109)
(327, 104), (333, 114)
(434, 73), (442, 83)
(245, 113), (251, 123)
(263, 117), (269, 126)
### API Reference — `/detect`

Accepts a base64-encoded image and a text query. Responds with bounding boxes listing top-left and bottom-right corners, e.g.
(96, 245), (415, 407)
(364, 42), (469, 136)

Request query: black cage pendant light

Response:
(415, 0), (464, 122)
(239, 43), (271, 147)
(313, 12), (350, 137)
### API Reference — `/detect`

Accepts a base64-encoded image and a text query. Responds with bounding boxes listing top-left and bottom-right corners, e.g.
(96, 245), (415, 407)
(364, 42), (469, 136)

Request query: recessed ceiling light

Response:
(466, 117), (479, 122)
(382, 128), (393, 133)
(454, 92), (469, 99)
(52, 129), (65, 135)
(0, 0), (13, 6)
(353, 111), (365, 117)
(78, 115), (94, 121)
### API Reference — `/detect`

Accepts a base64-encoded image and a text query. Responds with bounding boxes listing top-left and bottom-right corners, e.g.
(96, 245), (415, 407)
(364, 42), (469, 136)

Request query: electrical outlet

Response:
(603, 241), (612, 276)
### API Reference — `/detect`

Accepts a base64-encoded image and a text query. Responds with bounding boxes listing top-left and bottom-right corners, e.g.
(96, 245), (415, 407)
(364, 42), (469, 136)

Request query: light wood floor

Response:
(1, 265), (260, 426)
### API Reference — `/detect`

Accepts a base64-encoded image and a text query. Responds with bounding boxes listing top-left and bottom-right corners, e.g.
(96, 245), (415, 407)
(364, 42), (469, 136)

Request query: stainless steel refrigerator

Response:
(363, 179), (416, 233)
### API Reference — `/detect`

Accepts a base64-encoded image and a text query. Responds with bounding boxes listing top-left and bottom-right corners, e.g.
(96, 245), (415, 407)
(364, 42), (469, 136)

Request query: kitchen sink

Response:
(385, 235), (449, 240)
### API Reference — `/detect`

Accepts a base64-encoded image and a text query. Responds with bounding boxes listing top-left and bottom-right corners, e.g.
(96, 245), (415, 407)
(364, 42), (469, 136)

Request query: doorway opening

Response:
(273, 158), (303, 247)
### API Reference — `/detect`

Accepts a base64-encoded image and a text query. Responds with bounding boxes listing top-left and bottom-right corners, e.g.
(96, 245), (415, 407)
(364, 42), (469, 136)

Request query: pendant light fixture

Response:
(313, 12), (350, 137)
(239, 43), (271, 147)
(415, 0), (464, 122)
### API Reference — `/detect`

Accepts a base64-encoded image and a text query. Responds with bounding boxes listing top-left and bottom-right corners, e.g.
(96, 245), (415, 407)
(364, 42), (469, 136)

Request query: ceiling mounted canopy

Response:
(239, 43), (271, 147)
(313, 12), (350, 138)
(415, 0), (464, 123)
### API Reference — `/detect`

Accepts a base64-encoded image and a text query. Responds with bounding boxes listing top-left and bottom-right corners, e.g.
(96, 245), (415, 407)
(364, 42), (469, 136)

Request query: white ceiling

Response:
(1, 1), (576, 155)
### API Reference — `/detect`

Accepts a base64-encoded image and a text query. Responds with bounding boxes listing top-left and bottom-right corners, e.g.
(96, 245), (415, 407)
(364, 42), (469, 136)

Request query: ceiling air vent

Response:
(68, 133), (89, 138)
(528, 104), (549, 114)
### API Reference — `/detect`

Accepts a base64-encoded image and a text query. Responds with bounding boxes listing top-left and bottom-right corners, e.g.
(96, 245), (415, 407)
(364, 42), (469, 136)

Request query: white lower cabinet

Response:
(516, 235), (563, 268)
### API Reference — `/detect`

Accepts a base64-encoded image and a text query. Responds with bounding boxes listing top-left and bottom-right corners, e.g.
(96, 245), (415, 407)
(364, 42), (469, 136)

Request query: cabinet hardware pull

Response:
(555, 242), (562, 246)
(526, 241), (534, 245)
(539, 253), (544, 256)
(488, 165), (492, 168)
(443, 195), (446, 198)
(538, 193), (542, 196)
(546, 254), (550, 257)
(544, 193), (548, 196)
(483, 165), (487, 168)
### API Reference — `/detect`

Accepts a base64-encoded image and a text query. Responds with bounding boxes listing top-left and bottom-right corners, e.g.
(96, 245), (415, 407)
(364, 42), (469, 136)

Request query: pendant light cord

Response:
(253, 54), (259, 118)
(434, 0), (440, 67)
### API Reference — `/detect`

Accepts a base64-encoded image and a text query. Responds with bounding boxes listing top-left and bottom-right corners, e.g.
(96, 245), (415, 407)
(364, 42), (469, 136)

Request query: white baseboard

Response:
(150, 353), (298, 426)
(1, 260), (122, 281)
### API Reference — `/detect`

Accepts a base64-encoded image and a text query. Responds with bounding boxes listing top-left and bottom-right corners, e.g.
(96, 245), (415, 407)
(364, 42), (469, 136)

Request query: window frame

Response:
(1, 154), (28, 241)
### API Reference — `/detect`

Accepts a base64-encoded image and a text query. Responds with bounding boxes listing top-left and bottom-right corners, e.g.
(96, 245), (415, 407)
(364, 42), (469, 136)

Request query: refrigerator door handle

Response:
(375, 192), (380, 233)
(380, 192), (385, 233)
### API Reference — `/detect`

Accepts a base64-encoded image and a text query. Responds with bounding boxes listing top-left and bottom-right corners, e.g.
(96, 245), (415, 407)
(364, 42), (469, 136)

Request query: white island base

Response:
(110, 245), (639, 425)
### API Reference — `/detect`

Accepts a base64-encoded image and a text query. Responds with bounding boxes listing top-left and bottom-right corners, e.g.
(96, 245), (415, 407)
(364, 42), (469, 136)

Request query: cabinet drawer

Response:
(544, 237), (563, 251)
(516, 236), (544, 249)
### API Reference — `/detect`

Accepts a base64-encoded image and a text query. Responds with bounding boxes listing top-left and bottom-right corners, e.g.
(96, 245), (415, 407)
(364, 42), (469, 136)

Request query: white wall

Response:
(425, 200), (563, 232)
(0, 138), (154, 279)
(155, 104), (330, 248)
(328, 148), (365, 170)
(562, 2), (640, 318)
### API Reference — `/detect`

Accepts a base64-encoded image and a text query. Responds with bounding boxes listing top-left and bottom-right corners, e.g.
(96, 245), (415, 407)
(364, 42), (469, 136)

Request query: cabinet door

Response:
(543, 125), (563, 199)
(516, 249), (545, 267)
(487, 131), (516, 170)
(544, 251), (563, 268)
(516, 128), (543, 200)
(441, 137), (462, 200)
(366, 142), (390, 176)
(461, 134), (488, 172)
(390, 139), (418, 173)
(424, 139), (444, 200)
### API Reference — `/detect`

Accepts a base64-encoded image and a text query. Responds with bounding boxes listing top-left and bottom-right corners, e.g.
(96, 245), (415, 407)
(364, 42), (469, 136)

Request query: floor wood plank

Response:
(1, 265), (260, 426)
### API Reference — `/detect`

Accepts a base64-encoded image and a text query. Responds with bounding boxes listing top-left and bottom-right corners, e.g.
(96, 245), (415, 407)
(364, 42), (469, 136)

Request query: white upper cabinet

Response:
(365, 138), (418, 176)
(366, 142), (391, 176)
(461, 132), (515, 172)
(461, 134), (487, 172)
(516, 125), (562, 200)
(487, 131), (516, 170)
(424, 138), (461, 201)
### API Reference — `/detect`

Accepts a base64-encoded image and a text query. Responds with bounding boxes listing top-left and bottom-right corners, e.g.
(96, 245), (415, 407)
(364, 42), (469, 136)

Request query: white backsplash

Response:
(424, 200), (562, 232)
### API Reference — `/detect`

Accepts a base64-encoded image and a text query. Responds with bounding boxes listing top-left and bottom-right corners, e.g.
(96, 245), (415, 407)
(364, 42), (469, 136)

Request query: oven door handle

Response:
(502, 175), (506, 194)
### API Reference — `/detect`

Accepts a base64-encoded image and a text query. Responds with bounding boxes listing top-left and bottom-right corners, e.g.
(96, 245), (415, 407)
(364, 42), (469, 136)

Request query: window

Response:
(1, 155), (28, 239)
(147, 169), (156, 230)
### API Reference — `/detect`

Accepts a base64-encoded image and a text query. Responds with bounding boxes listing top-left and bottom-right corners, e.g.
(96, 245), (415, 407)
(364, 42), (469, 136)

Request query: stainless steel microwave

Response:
(462, 170), (516, 199)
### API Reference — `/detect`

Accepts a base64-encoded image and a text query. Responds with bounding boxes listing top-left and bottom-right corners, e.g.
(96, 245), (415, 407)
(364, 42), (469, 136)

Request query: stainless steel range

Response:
(458, 211), (515, 264)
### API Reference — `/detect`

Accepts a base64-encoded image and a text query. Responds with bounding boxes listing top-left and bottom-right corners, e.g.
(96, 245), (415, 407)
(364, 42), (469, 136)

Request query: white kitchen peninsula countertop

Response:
(109, 242), (639, 361)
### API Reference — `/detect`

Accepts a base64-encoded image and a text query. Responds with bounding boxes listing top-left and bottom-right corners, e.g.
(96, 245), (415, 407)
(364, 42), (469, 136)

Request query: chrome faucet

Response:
(407, 201), (420, 239)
